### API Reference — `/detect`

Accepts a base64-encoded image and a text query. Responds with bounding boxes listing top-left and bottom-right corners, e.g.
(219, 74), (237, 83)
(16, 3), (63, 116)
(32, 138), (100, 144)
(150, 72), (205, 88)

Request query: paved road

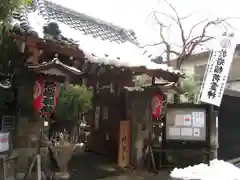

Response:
(68, 152), (171, 180)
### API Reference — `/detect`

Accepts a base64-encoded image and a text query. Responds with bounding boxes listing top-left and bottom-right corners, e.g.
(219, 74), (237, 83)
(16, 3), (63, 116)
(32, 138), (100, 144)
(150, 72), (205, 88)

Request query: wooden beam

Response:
(10, 34), (85, 59)
(10, 34), (181, 82)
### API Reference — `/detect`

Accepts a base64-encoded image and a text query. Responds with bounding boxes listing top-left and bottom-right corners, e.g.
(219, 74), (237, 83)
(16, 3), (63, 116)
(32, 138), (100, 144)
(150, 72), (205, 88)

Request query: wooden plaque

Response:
(118, 120), (130, 168)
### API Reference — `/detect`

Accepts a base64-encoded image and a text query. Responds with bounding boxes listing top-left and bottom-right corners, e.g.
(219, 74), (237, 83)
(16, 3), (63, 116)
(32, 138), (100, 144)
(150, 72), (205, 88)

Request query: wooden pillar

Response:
(64, 75), (70, 89)
(209, 105), (218, 160)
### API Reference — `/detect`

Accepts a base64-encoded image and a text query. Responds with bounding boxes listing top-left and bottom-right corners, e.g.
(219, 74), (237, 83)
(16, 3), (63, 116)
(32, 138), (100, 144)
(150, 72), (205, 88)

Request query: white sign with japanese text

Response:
(0, 133), (9, 152)
(200, 35), (237, 106)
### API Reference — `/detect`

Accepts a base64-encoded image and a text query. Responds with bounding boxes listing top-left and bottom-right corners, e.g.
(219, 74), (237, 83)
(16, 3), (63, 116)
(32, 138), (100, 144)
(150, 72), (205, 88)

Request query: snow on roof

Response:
(28, 58), (84, 76)
(11, 0), (183, 78)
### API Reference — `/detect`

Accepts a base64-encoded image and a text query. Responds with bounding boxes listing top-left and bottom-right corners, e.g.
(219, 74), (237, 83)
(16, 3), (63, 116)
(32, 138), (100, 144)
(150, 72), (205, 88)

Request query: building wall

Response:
(180, 56), (208, 75)
(180, 54), (240, 90)
(218, 93), (240, 160)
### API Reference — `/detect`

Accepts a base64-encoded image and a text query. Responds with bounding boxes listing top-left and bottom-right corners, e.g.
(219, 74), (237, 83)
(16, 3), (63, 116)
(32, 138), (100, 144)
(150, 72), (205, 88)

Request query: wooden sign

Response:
(118, 120), (130, 168)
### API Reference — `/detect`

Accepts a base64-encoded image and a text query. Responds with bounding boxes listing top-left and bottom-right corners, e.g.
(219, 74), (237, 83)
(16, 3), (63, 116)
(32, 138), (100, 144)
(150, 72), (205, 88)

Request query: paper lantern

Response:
(33, 78), (44, 112)
(40, 80), (59, 116)
(151, 94), (163, 118)
(33, 77), (59, 116)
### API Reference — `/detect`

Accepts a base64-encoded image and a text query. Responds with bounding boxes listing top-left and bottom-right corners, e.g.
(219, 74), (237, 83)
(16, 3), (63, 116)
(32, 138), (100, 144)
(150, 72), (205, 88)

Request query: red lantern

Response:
(40, 80), (59, 116)
(151, 94), (163, 118)
(33, 78), (44, 112)
(33, 78), (60, 116)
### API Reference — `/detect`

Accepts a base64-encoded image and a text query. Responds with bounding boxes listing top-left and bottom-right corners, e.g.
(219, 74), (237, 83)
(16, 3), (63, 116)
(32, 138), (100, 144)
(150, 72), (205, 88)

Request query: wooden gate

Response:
(218, 90), (240, 160)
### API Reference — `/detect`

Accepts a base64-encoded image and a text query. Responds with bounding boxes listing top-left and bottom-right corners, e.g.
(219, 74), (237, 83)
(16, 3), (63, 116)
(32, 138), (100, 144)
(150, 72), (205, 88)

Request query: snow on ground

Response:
(170, 159), (240, 180)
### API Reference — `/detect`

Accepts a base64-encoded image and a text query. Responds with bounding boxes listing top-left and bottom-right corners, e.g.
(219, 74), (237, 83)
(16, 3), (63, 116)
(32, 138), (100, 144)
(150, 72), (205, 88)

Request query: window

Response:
(194, 64), (207, 84)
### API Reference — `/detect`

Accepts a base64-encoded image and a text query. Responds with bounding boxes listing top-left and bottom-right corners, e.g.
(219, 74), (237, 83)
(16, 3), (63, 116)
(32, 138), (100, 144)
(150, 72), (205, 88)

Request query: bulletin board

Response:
(166, 108), (206, 141)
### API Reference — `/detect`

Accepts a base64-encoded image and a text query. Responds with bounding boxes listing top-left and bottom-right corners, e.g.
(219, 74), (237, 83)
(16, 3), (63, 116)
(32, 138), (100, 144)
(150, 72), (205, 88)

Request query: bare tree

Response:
(145, 0), (233, 69)
(144, 0), (234, 103)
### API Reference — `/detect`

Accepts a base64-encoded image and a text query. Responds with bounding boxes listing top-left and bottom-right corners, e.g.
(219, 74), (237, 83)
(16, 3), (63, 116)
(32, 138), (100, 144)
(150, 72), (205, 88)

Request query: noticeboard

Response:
(166, 108), (206, 141)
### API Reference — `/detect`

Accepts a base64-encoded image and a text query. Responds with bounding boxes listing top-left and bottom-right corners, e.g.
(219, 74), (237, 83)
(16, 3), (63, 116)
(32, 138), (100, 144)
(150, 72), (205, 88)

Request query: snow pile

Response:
(170, 159), (240, 180)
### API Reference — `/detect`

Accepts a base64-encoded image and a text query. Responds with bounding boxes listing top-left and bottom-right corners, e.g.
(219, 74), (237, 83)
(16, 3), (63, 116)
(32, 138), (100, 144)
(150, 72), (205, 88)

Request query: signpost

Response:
(0, 133), (9, 152)
(118, 120), (130, 168)
(200, 34), (236, 106)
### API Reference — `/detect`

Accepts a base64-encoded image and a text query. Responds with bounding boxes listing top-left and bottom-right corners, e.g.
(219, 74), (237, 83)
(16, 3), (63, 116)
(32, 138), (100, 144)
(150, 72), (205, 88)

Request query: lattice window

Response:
(194, 64), (207, 84)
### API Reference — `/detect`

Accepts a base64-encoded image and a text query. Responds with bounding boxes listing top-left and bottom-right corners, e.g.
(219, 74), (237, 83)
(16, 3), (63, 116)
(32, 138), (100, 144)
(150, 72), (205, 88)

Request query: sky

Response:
(49, 0), (240, 56)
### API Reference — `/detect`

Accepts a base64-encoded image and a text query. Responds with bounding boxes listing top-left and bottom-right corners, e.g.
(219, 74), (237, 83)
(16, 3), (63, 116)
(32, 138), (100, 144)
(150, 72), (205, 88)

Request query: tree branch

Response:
(140, 42), (164, 48)
(186, 19), (209, 41)
(146, 0), (239, 69)
(162, 0), (186, 47)
(187, 19), (224, 55)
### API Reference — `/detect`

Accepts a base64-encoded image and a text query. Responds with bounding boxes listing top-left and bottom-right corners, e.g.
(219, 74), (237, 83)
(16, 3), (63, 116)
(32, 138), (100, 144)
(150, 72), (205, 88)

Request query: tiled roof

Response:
(13, 0), (139, 45)
(11, 0), (183, 80)
(43, 1), (139, 45)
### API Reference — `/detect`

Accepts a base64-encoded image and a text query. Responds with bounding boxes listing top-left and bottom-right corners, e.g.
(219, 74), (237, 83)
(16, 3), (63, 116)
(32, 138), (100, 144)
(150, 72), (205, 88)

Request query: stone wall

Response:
(14, 115), (44, 171)
(16, 115), (43, 148)
(128, 89), (154, 168)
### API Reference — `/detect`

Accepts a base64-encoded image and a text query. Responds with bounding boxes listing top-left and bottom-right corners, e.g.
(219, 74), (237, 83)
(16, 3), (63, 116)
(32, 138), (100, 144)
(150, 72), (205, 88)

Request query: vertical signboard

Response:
(200, 34), (236, 106)
(0, 133), (9, 152)
(118, 120), (130, 168)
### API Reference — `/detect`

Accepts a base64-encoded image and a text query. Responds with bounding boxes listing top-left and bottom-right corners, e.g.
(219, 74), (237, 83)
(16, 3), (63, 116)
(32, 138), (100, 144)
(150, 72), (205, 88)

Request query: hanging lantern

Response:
(33, 77), (44, 112)
(33, 77), (59, 117)
(39, 80), (60, 117)
(151, 94), (163, 118)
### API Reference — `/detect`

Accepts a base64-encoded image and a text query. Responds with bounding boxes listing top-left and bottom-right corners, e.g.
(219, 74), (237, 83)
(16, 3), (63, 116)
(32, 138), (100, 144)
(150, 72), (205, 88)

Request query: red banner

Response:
(151, 94), (163, 118)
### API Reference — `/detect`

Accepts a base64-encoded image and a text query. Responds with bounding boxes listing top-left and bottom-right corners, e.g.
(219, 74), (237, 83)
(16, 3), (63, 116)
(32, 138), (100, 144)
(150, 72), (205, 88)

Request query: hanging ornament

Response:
(33, 77), (44, 112)
(39, 80), (60, 117)
(151, 94), (163, 118)
(33, 77), (59, 117)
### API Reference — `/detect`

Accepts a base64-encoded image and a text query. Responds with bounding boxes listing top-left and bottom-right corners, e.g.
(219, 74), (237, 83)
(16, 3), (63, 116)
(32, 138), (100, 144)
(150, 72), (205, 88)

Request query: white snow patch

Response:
(170, 159), (240, 180)
(26, 11), (181, 75)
